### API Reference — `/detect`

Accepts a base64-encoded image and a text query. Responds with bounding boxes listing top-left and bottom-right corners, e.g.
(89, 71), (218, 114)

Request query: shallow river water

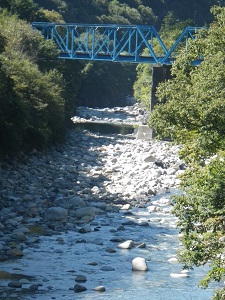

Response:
(1, 194), (215, 300)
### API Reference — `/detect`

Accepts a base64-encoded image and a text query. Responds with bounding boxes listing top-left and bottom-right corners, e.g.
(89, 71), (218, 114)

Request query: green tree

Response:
(133, 59), (152, 108)
(149, 6), (225, 299)
(0, 13), (65, 157)
(0, 0), (40, 21)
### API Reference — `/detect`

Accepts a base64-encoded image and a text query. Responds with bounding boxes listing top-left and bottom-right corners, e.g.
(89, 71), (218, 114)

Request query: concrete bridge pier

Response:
(150, 65), (172, 110)
(136, 65), (172, 140)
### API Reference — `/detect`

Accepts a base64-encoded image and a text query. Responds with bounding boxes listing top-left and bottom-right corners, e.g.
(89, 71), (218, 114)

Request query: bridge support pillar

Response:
(150, 65), (172, 111)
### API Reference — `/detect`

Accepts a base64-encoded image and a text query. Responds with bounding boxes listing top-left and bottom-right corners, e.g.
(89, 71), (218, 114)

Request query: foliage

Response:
(0, 0), (41, 21)
(133, 13), (193, 108)
(34, 0), (67, 16)
(149, 6), (225, 298)
(133, 61), (152, 108)
(38, 9), (65, 23)
(0, 13), (65, 157)
(57, 59), (83, 122)
(158, 12), (193, 51)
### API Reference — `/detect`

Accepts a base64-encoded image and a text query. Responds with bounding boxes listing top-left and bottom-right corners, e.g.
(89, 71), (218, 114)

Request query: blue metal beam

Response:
(32, 22), (203, 65)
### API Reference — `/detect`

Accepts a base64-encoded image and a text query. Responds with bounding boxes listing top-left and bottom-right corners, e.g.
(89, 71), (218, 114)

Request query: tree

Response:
(133, 58), (152, 108)
(0, 13), (65, 157)
(149, 6), (225, 299)
(0, 0), (40, 21)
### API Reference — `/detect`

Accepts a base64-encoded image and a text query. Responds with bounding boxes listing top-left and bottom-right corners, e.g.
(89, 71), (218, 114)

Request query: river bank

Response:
(0, 103), (214, 299)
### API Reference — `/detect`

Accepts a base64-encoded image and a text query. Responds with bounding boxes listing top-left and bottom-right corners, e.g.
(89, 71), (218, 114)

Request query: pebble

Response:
(8, 281), (22, 288)
(29, 284), (39, 291)
(100, 266), (115, 271)
(93, 285), (106, 292)
(75, 275), (87, 282)
(74, 284), (87, 292)
(168, 257), (178, 263)
(137, 242), (146, 248)
(105, 248), (117, 253)
(170, 273), (189, 278)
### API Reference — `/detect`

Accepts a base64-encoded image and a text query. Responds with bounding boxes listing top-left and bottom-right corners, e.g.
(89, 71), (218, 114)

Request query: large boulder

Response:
(45, 207), (68, 222)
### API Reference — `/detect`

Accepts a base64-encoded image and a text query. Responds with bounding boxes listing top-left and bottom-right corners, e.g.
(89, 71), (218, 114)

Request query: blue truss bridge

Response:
(32, 22), (203, 65)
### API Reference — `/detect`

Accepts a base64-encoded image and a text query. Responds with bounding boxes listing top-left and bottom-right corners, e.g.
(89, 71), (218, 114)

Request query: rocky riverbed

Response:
(0, 103), (213, 299)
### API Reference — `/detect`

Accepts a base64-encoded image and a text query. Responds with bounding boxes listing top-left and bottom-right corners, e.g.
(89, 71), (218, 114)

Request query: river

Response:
(0, 103), (215, 300)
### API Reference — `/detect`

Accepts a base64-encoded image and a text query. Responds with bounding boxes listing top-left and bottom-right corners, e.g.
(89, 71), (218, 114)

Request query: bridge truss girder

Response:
(32, 22), (202, 65)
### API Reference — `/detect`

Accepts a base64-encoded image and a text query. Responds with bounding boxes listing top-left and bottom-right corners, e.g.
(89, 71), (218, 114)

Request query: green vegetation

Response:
(133, 60), (152, 108)
(149, 6), (225, 299)
(0, 12), (65, 157)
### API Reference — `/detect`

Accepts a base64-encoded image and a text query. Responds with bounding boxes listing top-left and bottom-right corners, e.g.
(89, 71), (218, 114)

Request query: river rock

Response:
(75, 275), (87, 282)
(100, 266), (115, 271)
(132, 257), (148, 271)
(143, 154), (155, 162)
(147, 205), (157, 213)
(6, 249), (24, 257)
(120, 204), (131, 210)
(13, 227), (30, 234)
(8, 281), (22, 288)
(93, 285), (106, 292)
(74, 207), (95, 219)
(170, 273), (189, 278)
(11, 231), (26, 241)
(69, 196), (85, 208)
(74, 284), (87, 292)
(79, 224), (91, 233)
(137, 242), (146, 248)
(118, 240), (135, 249)
(0, 222), (5, 229)
(29, 284), (39, 291)
(45, 207), (68, 222)
(168, 257), (178, 263)
(105, 247), (116, 253)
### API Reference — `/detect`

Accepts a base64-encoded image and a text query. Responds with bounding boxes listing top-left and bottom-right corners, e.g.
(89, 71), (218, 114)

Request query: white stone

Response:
(132, 257), (148, 271)
(93, 286), (106, 292)
(118, 240), (134, 249)
(147, 205), (157, 213)
(170, 273), (189, 278)
(120, 204), (130, 210)
(168, 257), (178, 263)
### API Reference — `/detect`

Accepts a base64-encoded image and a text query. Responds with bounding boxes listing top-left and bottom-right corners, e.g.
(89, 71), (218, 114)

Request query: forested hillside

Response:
(0, 0), (224, 158)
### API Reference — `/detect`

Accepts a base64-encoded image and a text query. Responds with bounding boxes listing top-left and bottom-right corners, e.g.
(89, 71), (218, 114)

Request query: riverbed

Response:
(0, 103), (215, 299)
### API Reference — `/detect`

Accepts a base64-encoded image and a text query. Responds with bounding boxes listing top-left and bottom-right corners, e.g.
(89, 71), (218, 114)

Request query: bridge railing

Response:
(32, 22), (203, 65)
